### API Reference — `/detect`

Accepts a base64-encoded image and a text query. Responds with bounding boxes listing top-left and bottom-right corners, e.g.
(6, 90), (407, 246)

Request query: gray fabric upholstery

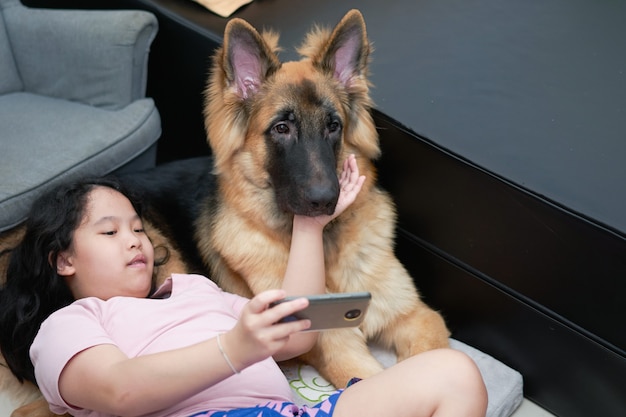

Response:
(0, 93), (160, 230)
(0, 0), (161, 231)
(0, 7), (22, 94)
(3, 2), (155, 109)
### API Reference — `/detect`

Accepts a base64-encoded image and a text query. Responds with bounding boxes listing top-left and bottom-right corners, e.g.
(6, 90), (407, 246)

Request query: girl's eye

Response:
(134, 228), (145, 233)
(102, 231), (117, 236)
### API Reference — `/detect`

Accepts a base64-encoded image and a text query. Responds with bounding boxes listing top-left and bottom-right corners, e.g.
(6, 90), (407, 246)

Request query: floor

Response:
(0, 392), (20, 417)
(513, 399), (556, 417)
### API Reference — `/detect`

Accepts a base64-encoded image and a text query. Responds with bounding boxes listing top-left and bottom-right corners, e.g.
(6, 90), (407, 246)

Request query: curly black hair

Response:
(0, 177), (144, 383)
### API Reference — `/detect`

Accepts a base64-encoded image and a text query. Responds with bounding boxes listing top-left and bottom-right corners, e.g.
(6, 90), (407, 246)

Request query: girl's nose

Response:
(128, 231), (142, 249)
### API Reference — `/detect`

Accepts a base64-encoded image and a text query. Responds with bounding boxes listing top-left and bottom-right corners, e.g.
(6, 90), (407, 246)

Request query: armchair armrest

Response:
(3, 0), (157, 109)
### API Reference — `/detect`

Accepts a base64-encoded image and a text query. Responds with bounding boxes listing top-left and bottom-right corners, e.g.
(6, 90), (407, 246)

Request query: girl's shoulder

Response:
(167, 274), (250, 313)
(167, 273), (222, 294)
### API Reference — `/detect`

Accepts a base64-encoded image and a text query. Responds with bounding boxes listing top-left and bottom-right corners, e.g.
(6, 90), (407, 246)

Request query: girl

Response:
(0, 155), (487, 417)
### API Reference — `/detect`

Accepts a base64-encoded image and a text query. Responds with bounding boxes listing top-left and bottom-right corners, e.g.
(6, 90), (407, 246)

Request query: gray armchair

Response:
(0, 0), (161, 231)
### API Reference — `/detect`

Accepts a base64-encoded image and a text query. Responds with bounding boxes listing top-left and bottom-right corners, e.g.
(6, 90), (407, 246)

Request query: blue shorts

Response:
(190, 391), (342, 417)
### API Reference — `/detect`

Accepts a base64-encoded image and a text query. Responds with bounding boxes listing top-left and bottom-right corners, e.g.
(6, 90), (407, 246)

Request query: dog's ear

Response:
(205, 19), (281, 175)
(313, 9), (370, 88)
(223, 18), (282, 99)
(305, 10), (380, 160)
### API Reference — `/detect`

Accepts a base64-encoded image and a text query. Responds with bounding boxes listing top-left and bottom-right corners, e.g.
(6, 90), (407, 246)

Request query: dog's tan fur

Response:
(0, 9), (450, 415)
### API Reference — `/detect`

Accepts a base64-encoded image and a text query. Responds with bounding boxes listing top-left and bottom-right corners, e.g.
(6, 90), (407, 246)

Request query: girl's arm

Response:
(273, 154), (365, 359)
(283, 154), (364, 294)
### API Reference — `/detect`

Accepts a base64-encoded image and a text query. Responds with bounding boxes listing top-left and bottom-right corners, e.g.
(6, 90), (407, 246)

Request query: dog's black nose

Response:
(306, 185), (339, 215)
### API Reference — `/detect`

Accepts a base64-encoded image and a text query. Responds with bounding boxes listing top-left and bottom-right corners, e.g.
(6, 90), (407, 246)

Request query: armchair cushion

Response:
(0, 93), (161, 231)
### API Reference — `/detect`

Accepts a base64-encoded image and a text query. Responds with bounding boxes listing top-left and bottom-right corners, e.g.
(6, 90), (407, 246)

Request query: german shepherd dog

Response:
(0, 9), (449, 416)
(152, 8), (451, 386)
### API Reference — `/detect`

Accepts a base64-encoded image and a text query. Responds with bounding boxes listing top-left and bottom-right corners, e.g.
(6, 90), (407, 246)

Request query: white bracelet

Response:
(216, 333), (240, 375)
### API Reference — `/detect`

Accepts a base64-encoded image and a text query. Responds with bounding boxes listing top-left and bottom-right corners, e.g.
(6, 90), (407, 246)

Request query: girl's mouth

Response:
(128, 254), (147, 266)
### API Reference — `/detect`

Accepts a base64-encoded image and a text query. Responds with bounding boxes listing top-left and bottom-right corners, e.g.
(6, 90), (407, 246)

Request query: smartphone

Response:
(271, 292), (371, 331)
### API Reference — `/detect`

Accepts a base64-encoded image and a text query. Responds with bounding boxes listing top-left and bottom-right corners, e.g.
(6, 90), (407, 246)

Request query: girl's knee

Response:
(410, 349), (487, 399)
(437, 349), (485, 382)
(442, 349), (482, 377)
(423, 348), (478, 372)
(333, 348), (488, 417)
(436, 349), (488, 411)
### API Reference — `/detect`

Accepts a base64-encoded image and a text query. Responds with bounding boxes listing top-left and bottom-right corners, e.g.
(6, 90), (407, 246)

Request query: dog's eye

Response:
(328, 121), (340, 133)
(274, 123), (290, 135)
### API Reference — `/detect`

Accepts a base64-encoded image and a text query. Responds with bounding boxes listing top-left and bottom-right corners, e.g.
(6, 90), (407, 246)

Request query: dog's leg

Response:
(299, 328), (384, 388)
(382, 300), (451, 362)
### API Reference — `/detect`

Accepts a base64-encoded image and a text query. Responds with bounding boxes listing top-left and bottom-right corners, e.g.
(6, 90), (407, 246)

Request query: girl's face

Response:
(56, 186), (155, 300)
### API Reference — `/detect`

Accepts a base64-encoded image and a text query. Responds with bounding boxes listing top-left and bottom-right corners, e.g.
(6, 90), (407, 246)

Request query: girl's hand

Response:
(302, 154), (366, 228)
(219, 289), (310, 371)
(332, 153), (366, 219)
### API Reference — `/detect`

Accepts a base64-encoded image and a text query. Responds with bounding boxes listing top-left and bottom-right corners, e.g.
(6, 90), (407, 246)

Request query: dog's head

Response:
(205, 10), (379, 217)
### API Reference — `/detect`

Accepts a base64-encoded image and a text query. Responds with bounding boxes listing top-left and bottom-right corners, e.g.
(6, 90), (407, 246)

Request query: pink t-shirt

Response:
(30, 274), (295, 417)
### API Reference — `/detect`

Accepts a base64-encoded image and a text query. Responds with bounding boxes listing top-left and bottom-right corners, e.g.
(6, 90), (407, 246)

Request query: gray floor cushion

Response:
(280, 338), (523, 417)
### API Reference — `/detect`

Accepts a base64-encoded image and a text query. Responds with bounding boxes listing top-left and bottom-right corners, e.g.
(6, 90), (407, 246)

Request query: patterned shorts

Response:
(190, 391), (342, 417)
